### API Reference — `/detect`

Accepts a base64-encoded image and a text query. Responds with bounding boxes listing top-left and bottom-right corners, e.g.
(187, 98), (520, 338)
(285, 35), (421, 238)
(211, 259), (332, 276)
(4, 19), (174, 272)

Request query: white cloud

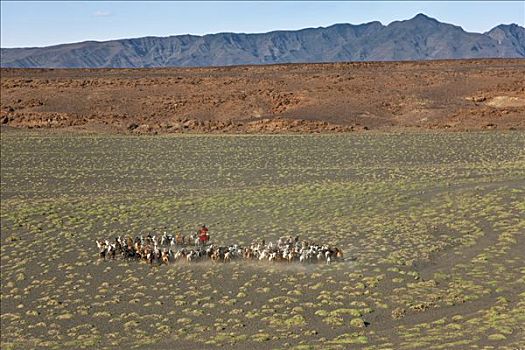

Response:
(93, 10), (112, 17)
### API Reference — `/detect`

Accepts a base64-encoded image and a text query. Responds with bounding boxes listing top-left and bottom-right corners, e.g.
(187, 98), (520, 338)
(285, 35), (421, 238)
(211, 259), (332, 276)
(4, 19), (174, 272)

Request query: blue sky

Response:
(1, 1), (524, 48)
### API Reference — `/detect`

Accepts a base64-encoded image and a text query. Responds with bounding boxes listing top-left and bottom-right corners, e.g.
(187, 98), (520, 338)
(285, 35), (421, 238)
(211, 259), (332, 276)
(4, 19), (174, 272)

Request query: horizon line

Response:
(2, 12), (522, 50)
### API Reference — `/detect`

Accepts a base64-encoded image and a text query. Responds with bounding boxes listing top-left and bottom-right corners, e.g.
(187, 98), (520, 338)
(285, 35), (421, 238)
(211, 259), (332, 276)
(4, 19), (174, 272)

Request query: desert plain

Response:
(1, 59), (524, 133)
(1, 59), (524, 349)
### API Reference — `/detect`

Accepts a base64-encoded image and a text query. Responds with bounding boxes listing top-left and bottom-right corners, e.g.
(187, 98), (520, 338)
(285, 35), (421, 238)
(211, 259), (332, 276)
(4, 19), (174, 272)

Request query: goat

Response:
(161, 250), (170, 264)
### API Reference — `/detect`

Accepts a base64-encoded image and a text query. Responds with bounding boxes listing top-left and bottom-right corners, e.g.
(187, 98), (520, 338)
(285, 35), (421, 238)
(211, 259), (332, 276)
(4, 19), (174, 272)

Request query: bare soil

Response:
(1, 59), (524, 134)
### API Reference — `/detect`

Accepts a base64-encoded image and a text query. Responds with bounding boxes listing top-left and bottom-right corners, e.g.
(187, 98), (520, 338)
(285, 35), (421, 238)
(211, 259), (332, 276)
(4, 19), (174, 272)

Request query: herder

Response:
(199, 224), (209, 244)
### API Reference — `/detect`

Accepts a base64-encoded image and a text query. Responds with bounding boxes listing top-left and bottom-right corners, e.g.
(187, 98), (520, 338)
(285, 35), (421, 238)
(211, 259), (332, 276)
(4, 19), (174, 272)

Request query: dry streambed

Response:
(1, 131), (524, 349)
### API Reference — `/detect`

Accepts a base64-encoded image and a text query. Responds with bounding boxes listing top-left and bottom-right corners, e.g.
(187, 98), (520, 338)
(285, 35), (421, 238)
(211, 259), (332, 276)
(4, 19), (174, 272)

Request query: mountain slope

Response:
(486, 24), (525, 56)
(1, 14), (524, 68)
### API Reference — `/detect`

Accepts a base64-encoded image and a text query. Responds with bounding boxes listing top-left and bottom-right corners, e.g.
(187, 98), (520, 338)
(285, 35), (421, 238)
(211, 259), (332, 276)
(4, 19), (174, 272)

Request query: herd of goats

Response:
(95, 232), (344, 265)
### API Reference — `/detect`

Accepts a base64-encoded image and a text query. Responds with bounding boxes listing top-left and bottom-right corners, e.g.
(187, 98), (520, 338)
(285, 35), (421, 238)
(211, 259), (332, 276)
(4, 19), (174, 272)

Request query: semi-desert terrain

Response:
(1, 130), (524, 349)
(1, 59), (525, 133)
(1, 58), (524, 350)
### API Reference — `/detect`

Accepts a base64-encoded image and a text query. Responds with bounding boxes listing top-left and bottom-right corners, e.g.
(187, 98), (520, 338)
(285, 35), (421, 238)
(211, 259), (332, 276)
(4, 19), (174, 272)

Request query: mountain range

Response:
(1, 14), (524, 68)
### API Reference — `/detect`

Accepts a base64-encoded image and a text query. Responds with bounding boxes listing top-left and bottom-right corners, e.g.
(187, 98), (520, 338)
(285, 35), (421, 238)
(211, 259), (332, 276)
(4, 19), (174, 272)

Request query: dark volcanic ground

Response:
(1, 132), (524, 349)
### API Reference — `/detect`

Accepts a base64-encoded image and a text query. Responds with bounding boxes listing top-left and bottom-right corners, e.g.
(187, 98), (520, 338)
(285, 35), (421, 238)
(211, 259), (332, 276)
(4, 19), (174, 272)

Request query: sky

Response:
(1, 1), (524, 48)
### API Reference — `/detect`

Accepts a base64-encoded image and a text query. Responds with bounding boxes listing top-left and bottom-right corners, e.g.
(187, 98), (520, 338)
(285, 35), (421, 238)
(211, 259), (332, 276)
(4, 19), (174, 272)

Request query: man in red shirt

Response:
(199, 224), (209, 244)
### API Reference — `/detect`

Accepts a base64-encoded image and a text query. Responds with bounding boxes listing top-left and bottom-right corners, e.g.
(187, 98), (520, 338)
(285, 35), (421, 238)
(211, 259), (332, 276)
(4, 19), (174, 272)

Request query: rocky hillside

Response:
(1, 14), (524, 68)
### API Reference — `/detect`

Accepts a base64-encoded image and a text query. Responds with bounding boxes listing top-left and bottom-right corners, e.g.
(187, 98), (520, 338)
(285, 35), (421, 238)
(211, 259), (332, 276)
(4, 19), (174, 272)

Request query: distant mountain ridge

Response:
(1, 14), (524, 68)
